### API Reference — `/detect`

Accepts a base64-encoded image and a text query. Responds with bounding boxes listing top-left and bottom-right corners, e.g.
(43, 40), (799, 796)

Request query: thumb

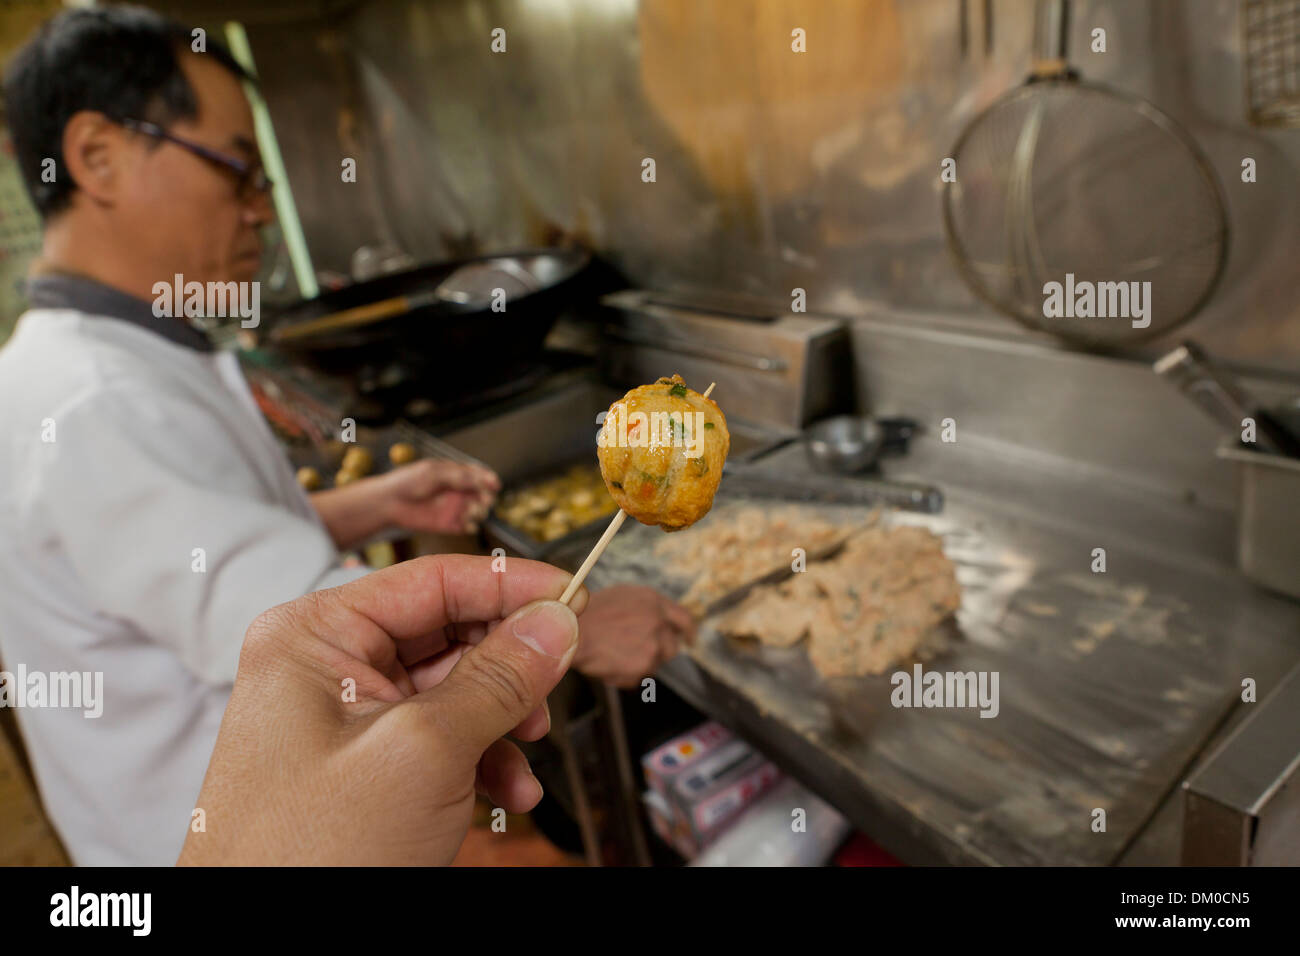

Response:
(418, 599), (579, 760)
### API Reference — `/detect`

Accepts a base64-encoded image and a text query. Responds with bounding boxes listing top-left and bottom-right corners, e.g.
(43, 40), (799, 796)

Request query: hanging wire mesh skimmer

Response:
(942, 0), (1229, 349)
(1244, 0), (1300, 126)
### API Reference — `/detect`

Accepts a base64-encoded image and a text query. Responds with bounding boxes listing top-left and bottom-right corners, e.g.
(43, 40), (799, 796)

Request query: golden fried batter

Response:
(597, 374), (730, 531)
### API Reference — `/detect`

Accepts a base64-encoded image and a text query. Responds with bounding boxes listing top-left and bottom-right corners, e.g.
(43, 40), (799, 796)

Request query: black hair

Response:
(2, 4), (253, 217)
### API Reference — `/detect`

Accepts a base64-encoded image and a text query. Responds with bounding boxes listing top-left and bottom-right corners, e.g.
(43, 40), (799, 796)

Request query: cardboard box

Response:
(641, 721), (783, 856)
(669, 742), (783, 846)
(641, 720), (733, 800)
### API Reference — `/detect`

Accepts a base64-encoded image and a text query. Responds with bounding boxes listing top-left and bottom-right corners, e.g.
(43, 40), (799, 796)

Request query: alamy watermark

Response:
(0, 664), (103, 718)
(597, 403), (706, 458)
(891, 663), (999, 718)
(152, 273), (260, 328)
(1042, 273), (1151, 329)
(50, 886), (150, 935)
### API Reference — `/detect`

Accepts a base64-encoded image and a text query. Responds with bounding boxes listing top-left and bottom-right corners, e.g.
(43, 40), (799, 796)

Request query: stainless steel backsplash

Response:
(222, 0), (1300, 507)
(242, 0), (1300, 374)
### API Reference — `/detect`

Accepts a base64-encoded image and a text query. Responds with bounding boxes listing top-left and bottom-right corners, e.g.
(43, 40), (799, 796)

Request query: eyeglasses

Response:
(119, 117), (273, 199)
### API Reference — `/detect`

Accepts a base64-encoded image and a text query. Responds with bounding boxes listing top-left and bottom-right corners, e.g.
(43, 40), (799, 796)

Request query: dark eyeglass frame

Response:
(118, 117), (273, 198)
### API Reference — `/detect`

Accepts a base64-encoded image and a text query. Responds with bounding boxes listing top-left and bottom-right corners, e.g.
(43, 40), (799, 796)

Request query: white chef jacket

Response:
(0, 278), (366, 866)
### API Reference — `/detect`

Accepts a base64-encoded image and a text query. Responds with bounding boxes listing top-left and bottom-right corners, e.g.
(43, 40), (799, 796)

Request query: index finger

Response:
(329, 554), (589, 642)
(287, 555), (587, 688)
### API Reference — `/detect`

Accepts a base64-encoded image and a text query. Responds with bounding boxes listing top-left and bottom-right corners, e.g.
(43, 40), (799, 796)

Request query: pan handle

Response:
(270, 294), (415, 343)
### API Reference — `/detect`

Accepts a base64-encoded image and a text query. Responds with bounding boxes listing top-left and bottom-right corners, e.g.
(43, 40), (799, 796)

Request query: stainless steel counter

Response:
(558, 436), (1300, 865)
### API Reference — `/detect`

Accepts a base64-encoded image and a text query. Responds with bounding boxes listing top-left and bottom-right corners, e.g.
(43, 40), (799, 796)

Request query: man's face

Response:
(117, 53), (272, 286)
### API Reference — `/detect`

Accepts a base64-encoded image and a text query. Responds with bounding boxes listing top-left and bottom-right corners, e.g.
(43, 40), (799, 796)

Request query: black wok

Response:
(265, 249), (597, 388)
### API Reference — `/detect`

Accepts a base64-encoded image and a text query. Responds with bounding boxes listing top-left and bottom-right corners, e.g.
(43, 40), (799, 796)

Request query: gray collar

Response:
(25, 274), (214, 353)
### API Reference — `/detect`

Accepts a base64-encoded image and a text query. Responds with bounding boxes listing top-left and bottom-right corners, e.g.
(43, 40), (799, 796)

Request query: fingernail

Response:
(512, 601), (579, 661)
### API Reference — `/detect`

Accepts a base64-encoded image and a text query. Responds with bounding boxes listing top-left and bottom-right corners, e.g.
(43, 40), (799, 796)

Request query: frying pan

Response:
(265, 248), (597, 385)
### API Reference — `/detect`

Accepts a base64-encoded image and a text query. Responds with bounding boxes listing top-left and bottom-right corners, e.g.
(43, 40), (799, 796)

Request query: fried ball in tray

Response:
(597, 374), (729, 531)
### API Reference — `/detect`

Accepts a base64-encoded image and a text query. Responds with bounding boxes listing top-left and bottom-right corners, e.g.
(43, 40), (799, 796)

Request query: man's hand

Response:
(574, 585), (695, 688)
(381, 459), (499, 536)
(311, 460), (500, 550)
(178, 554), (587, 866)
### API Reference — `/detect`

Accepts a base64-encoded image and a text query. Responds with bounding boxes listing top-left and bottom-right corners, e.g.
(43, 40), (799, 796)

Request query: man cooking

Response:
(0, 6), (692, 866)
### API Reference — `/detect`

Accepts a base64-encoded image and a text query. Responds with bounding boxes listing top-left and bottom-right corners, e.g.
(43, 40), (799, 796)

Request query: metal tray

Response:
(483, 460), (618, 561)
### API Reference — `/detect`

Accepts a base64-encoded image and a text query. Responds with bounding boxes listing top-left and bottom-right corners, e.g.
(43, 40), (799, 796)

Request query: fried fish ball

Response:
(296, 466), (322, 491)
(388, 442), (417, 465)
(597, 374), (729, 531)
(341, 446), (373, 476)
(334, 470), (358, 487)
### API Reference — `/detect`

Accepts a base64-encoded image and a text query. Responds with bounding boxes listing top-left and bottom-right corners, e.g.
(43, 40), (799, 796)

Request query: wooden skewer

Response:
(559, 381), (715, 606)
(558, 509), (627, 605)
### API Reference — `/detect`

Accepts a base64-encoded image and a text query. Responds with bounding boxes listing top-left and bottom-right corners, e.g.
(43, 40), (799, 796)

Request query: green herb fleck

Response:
(669, 384), (687, 398)
(703, 421), (715, 430)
